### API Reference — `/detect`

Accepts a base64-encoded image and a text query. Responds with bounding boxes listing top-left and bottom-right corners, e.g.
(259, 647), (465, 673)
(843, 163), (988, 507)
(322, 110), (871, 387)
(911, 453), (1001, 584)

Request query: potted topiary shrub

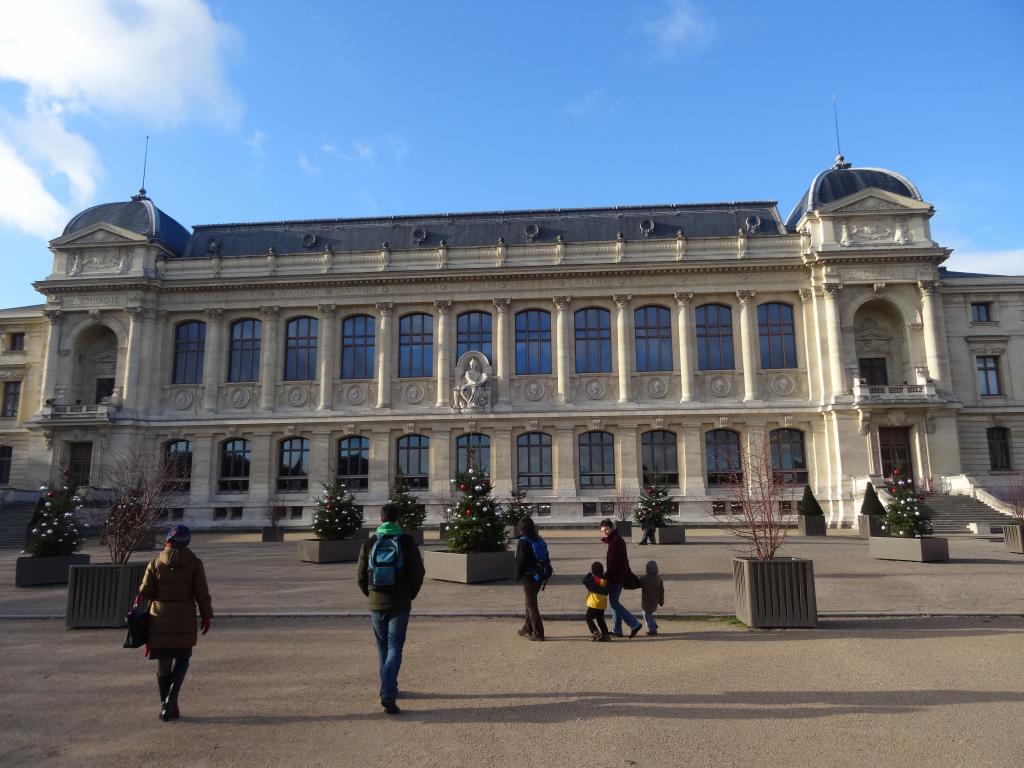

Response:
(262, 496), (287, 542)
(796, 484), (827, 536)
(869, 470), (948, 562)
(1000, 471), (1023, 555)
(16, 472), (89, 587)
(425, 468), (512, 583)
(502, 486), (530, 541)
(389, 472), (426, 545)
(298, 479), (364, 563)
(634, 478), (684, 544)
(857, 482), (886, 539)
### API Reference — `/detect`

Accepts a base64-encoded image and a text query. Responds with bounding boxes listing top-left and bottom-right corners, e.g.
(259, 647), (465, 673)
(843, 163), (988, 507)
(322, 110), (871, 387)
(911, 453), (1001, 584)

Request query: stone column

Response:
(822, 283), (847, 397)
(308, 431), (332, 492)
(737, 290), (757, 401)
(120, 308), (144, 412)
(491, 427), (513, 496)
(190, 434), (215, 502)
(554, 425), (577, 497)
(375, 302), (394, 409)
(674, 292), (694, 402)
(797, 288), (819, 402)
(249, 431), (274, 498)
(428, 427), (451, 494)
(434, 300), (452, 407)
(201, 308), (224, 413)
(259, 306), (279, 411)
(918, 280), (951, 388)
(39, 310), (63, 410)
(316, 304), (337, 411)
(553, 296), (572, 404)
(368, 428), (392, 497)
(680, 422), (705, 496)
(133, 309), (158, 415)
(616, 423), (640, 495)
(613, 294), (632, 404)
(492, 298), (510, 403)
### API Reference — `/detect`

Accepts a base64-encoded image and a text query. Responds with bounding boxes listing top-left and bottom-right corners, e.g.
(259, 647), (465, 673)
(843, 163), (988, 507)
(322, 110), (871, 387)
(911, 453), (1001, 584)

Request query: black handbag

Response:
(123, 606), (149, 648)
(623, 570), (642, 590)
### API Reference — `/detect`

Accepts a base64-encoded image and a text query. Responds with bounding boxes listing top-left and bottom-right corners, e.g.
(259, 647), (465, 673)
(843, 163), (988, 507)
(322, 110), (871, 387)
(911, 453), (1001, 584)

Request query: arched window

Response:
(0, 445), (11, 485)
(228, 319), (261, 383)
(219, 439), (251, 492)
(987, 427), (1012, 471)
(284, 316), (318, 381)
(706, 429), (741, 485)
(341, 315), (376, 379)
(172, 320), (206, 384)
(337, 436), (370, 490)
(278, 437), (310, 492)
(770, 429), (808, 484)
(396, 434), (430, 489)
(641, 430), (678, 485)
(696, 304), (734, 370)
(398, 313), (433, 378)
(575, 307), (612, 374)
(456, 433), (491, 474)
(517, 432), (552, 489)
(758, 303), (797, 369)
(164, 440), (193, 492)
(456, 311), (493, 363)
(579, 431), (615, 488)
(634, 305), (672, 372)
(515, 309), (551, 375)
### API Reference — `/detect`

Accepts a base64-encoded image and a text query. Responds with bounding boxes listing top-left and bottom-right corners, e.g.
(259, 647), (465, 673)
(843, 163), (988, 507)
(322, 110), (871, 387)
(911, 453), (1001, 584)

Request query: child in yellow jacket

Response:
(582, 561), (611, 641)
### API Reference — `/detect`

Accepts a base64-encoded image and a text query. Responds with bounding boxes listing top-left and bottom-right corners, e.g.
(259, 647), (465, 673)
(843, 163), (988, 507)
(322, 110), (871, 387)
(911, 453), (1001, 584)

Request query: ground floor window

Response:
(68, 442), (92, 488)
(517, 432), (552, 489)
(0, 445), (11, 484)
(396, 434), (430, 490)
(987, 427), (1012, 470)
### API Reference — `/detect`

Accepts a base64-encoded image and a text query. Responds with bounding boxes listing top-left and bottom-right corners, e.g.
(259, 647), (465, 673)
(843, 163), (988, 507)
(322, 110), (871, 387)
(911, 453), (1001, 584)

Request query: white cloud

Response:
(321, 137), (409, 165)
(641, 0), (714, 58)
(0, 136), (69, 237)
(561, 90), (606, 117)
(945, 247), (1024, 277)
(247, 130), (269, 159)
(297, 152), (320, 175)
(352, 140), (376, 161)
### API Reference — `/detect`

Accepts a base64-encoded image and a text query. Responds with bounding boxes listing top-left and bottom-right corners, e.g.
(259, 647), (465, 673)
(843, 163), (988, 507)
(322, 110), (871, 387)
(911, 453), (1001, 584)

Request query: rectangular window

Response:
(515, 310), (552, 375)
(711, 501), (744, 516)
(757, 303), (798, 369)
(159, 508), (185, 522)
(214, 507), (228, 520)
(779, 501), (794, 514)
(68, 442), (93, 488)
(977, 356), (1002, 396)
(2, 381), (20, 418)
(858, 358), (888, 386)
(970, 302), (992, 323)
(290, 506), (304, 519)
(0, 445), (11, 484)
(987, 427), (1012, 470)
(534, 503), (551, 517)
(9, 332), (25, 351)
(95, 377), (115, 404)
(582, 502), (598, 517)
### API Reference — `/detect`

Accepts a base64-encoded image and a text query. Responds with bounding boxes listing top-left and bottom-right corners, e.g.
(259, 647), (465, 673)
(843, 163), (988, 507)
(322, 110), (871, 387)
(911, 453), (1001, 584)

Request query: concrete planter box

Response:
(66, 561), (149, 628)
(261, 527), (285, 542)
(297, 538), (364, 563)
(797, 516), (827, 536)
(16, 554), (90, 587)
(405, 529), (424, 545)
(869, 535), (949, 562)
(614, 521), (632, 538)
(733, 557), (817, 629)
(856, 515), (885, 539)
(633, 526), (684, 544)
(424, 549), (514, 584)
(1003, 524), (1024, 554)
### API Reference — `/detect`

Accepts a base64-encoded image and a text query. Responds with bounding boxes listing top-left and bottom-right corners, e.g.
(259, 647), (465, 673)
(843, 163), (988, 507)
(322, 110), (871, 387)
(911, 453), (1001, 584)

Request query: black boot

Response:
(157, 675), (172, 720)
(161, 658), (190, 721)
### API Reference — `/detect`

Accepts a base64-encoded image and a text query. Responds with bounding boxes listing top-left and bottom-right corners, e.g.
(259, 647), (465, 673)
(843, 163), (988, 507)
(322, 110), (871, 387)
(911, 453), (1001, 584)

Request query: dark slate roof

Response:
(786, 158), (922, 229)
(937, 266), (1005, 279)
(182, 202), (785, 259)
(62, 191), (191, 256)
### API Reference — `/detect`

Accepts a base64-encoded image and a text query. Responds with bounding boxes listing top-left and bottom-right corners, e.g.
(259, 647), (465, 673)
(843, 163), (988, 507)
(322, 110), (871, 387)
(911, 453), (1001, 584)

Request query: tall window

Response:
(579, 431), (615, 488)
(987, 427), (1012, 470)
(0, 445), (11, 484)
(758, 303), (797, 369)
(68, 442), (93, 488)
(284, 316), (318, 381)
(228, 319), (261, 383)
(398, 313), (433, 378)
(977, 356), (1002, 396)
(219, 439), (251, 492)
(575, 308), (612, 374)
(634, 305), (672, 372)
(164, 440), (193, 492)
(770, 429), (808, 484)
(971, 302), (992, 322)
(341, 315), (376, 379)
(396, 434), (430, 489)
(517, 432), (552, 489)
(706, 429), (741, 485)
(696, 304), (734, 370)
(9, 332), (24, 351)
(641, 430), (678, 485)
(172, 321), (206, 384)
(1, 381), (20, 418)
(278, 438), (310, 492)
(456, 311), (493, 363)
(515, 310), (552, 375)
(337, 436), (369, 490)
(858, 358), (888, 386)
(456, 433), (491, 474)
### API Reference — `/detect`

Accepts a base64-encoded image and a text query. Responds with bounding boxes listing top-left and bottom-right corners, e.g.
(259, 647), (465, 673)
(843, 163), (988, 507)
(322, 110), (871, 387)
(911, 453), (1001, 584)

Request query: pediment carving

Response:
(54, 223), (146, 248)
(817, 188), (931, 217)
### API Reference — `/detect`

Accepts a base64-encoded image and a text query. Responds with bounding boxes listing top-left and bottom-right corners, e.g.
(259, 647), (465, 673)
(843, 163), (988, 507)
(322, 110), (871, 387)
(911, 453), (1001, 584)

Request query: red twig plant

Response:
(102, 451), (179, 565)
(720, 432), (792, 560)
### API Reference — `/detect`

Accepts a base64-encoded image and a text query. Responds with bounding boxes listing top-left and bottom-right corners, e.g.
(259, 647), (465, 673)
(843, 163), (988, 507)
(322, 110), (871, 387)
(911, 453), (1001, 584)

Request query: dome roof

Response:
(785, 156), (922, 230)
(62, 190), (191, 256)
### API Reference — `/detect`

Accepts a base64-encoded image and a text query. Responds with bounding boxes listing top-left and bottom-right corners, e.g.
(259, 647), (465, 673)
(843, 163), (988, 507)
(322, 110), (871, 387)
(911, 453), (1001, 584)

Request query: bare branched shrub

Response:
(264, 495), (288, 529)
(720, 432), (794, 560)
(612, 494), (639, 522)
(1004, 471), (1024, 525)
(102, 451), (180, 565)
(438, 495), (457, 525)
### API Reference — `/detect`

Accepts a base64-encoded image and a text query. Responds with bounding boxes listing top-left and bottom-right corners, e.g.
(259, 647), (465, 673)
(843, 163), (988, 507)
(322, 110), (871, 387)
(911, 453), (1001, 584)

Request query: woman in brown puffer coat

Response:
(136, 524), (213, 721)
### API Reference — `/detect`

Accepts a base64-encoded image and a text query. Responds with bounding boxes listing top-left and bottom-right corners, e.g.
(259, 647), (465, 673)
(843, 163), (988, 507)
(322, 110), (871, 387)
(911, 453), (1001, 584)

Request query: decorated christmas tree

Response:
(25, 470), (85, 557)
(881, 469), (932, 538)
(445, 468), (506, 554)
(634, 477), (675, 528)
(502, 486), (531, 537)
(312, 479), (363, 540)
(389, 471), (426, 531)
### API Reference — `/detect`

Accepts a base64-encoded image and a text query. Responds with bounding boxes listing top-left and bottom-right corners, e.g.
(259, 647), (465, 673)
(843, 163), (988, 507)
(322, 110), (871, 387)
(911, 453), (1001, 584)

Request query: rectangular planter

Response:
(261, 527), (285, 542)
(16, 554), (91, 587)
(733, 557), (817, 629)
(297, 538), (364, 563)
(857, 515), (885, 539)
(655, 526), (685, 545)
(424, 549), (514, 584)
(797, 516), (828, 536)
(405, 529), (424, 546)
(869, 535), (949, 562)
(66, 561), (150, 628)
(614, 520), (632, 538)
(1003, 524), (1023, 554)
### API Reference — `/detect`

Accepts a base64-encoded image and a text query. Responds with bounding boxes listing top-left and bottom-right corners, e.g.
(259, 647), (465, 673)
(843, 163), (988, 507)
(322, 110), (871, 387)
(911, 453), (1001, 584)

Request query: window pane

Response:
(696, 304), (734, 371)
(705, 430), (741, 484)
(399, 314), (433, 378)
(757, 303), (797, 369)
(575, 308), (612, 374)
(987, 428), (1012, 470)
(219, 439), (251, 492)
(516, 432), (552, 488)
(173, 321), (206, 384)
(456, 311), (493, 363)
(278, 438), (310, 492)
(341, 315), (376, 379)
(579, 431), (615, 488)
(284, 316), (318, 381)
(337, 436), (370, 490)
(634, 306), (672, 373)
(164, 440), (193, 492)
(397, 435), (430, 489)
(641, 430), (678, 485)
(770, 429), (808, 484)
(0, 445), (13, 485)
(228, 319), (261, 383)
(456, 433), (491, 474)
(515, 310), (552, 375)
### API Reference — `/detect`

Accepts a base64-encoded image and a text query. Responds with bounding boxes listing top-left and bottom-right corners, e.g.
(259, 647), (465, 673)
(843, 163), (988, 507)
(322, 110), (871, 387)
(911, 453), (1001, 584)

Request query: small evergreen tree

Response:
(502, 486), (531, 536)
(445, 468), (505, 554)
(881, 469), (933, 538)
(389, 471), (425, 531)
(312, 479), (363, 540)
(634, 478), (674, 528)
(797, 484), (825, 516)
(25, 470), (84, 557)
(860, 482), (886, 518)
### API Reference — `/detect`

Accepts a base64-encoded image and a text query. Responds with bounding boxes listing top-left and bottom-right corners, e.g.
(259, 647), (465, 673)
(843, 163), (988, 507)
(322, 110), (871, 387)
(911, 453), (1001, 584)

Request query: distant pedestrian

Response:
(638, 508), (656, 545)
(135, 524), (213, 722)
(582, 561), (610, 641)
(515, 516), (552, 641)
(599, 519), (642, 638)
(357, 503), (425, 715)
(638, 560), (665, 636)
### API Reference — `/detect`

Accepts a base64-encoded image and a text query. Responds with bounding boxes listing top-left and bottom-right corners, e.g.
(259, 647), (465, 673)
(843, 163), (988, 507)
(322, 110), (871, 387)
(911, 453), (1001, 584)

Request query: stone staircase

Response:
(919, 494), (1013, 536)
(0, 501), (38, 549)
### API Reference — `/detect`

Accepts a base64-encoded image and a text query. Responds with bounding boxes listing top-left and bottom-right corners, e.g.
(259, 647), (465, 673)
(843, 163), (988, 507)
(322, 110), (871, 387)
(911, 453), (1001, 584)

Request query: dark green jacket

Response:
(357, 533), (425, 612)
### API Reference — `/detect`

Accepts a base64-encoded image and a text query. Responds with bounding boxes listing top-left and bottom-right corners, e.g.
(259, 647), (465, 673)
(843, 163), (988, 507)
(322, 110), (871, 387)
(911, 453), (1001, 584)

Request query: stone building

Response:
(1, 157), (1022, 527)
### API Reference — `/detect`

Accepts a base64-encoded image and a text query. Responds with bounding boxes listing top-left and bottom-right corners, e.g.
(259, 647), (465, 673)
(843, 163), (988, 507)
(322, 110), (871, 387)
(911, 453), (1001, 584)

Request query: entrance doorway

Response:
(878, 427), (913, 482)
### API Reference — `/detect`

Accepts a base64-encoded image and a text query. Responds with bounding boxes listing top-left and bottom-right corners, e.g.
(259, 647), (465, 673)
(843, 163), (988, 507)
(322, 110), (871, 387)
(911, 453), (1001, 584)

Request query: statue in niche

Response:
(453, 356), (491, 411)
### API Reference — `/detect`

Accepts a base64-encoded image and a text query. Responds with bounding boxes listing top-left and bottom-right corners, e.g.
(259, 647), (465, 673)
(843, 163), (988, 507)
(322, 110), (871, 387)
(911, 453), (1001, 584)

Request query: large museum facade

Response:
(1, 157), (1021, 527)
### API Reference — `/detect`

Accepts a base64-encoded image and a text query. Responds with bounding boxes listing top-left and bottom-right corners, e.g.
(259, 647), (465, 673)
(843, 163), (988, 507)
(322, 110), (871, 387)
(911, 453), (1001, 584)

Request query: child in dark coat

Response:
(582, 561), (611, 641)
(638, 560), (665, 635)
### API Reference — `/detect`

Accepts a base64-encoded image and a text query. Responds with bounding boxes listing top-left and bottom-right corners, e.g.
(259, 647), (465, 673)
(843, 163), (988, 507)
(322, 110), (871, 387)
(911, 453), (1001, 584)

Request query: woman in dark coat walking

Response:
(514, 516), (545, 641)
(136, 524), (213, 721)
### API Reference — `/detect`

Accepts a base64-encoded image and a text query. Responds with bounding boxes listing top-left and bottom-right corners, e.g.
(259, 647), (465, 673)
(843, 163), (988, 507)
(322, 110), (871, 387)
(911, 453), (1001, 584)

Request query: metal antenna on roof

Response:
(831, 96), (850, 169)
(137, 136), (150, 199)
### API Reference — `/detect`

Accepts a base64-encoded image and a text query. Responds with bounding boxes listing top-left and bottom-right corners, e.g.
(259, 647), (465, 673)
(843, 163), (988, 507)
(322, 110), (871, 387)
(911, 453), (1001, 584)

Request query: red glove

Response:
(201, 618), (212, 635)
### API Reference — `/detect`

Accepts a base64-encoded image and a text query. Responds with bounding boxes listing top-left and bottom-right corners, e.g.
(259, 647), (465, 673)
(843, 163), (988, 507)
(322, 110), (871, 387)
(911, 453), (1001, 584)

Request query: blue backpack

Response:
(521, 535), (554, 585)
(368, 534), (405, 592)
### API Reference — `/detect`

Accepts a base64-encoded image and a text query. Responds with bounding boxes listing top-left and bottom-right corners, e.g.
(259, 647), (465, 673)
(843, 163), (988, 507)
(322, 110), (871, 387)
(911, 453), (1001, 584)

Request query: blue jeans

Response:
(371, 610), (410, 700)
(608, 582), (641, 635)
(643, 610), (659, 633)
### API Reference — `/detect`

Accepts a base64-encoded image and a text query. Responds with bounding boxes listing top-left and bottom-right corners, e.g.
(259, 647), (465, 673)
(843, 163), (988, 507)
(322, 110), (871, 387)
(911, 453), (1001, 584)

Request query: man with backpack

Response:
(357, 503), (425, 715)
(514, 516), (552, 641)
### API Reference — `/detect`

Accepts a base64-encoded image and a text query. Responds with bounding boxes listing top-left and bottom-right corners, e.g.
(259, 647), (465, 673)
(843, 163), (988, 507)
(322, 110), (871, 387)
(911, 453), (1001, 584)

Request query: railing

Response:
(853, 379), (938, 403)
(44, 403), (113, 420)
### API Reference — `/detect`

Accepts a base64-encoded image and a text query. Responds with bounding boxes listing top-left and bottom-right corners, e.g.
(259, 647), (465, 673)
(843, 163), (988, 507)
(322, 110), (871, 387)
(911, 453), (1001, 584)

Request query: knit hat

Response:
(646, 560), (659, 575)
(166, 524), (191, 546)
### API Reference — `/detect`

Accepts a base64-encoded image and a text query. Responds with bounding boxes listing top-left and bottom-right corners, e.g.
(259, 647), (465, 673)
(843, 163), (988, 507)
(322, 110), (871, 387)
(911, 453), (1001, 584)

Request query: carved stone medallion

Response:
(646, 377), (668, 399)
(173, 390), (194, 410)
(286, 386), (308, 407)
(583, 378), (606, 400)
(405, 383), (425, 404)
(346, 385), (366, 405)
(523, 380), (545, 402)
(229, 387), (251, 408)
(707, 374), (732, 398)
(770, 373), (796, 397)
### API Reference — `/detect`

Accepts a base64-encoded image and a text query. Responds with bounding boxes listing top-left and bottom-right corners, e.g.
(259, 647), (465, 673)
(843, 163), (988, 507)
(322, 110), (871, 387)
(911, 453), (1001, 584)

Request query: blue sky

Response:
(1, 0), (1022, 309)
